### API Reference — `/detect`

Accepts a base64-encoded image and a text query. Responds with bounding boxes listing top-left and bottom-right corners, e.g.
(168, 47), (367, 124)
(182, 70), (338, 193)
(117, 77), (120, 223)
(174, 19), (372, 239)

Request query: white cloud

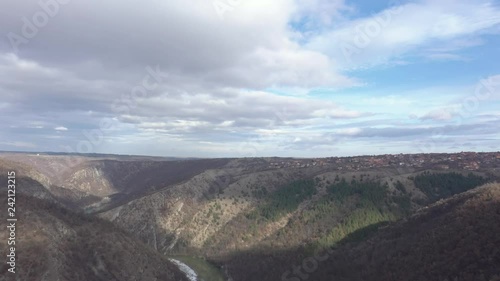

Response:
(0, 102), (9, 109)
(118, 89), (369, 136)
(335, 127), (362, 136)
(0, 0), (356, 90)
(54, 126), (68, 131)
(291, 0), (352, 29)
(425, 53), (468, 61)
(419, 108), (458, 121)
(307, 0), (500, 69)
(479, 75), (500, 100)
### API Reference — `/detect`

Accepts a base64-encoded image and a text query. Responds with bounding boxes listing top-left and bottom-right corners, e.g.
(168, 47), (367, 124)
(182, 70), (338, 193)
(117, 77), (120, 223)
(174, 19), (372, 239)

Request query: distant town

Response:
(267, 152), (500, 171)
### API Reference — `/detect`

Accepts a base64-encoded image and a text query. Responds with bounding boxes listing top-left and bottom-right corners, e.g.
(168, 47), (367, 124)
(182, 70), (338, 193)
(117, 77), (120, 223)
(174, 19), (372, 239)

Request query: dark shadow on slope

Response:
(0, 176), (190, 281)
(214, 183), (500, 281)
(81, 158), (232, 212)
(210, 220), (391, 281)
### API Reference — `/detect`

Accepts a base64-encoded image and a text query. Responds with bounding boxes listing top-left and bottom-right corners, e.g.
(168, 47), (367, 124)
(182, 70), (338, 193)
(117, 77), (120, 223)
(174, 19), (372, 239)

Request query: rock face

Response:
(1, 154), (230, 211)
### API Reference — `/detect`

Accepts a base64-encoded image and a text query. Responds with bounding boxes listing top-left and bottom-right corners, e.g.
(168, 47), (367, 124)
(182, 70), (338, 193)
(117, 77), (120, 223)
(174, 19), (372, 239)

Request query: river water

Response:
(169, 258), (198, 281)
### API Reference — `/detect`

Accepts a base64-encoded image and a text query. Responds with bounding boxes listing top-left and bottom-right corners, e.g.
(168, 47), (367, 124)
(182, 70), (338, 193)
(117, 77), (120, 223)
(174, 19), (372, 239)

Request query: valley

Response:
(1, 151), (499, 281)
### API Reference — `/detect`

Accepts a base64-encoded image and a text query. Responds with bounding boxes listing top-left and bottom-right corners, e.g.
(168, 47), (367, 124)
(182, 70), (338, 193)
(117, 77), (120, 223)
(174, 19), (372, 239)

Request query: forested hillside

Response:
(201, 171), (489, 258)
(223, 183), (500, 281)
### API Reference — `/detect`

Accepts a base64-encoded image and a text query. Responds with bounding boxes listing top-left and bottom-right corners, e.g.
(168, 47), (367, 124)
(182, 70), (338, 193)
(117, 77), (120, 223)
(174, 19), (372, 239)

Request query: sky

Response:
(0, 0), (499, 158)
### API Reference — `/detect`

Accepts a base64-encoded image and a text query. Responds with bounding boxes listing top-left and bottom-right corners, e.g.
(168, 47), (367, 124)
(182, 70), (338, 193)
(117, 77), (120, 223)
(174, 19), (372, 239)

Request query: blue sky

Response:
(0, 0), (499, 158)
